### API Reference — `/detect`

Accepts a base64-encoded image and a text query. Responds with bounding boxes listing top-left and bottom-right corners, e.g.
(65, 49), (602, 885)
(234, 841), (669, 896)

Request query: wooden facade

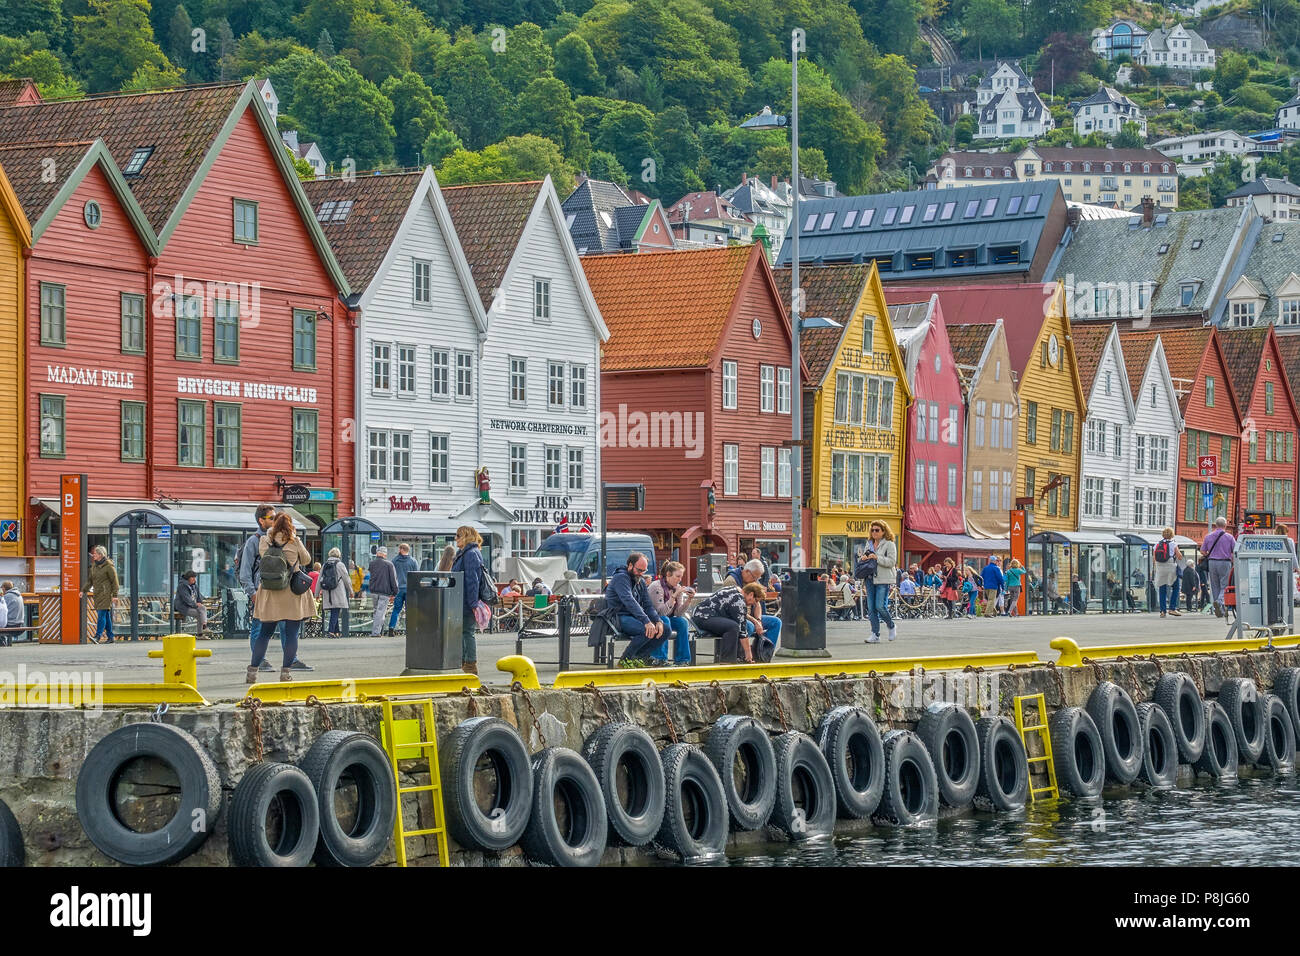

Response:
(0, 163), (29, 556)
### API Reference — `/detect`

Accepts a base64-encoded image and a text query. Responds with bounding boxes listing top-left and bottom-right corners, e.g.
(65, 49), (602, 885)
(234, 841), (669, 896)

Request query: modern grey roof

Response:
(774, 179), (1059, 279)
(1074, 85), (1141, 113)
(561, 178), (652, 254)
(977, 62), (1031, 90)
(1048, 206), (1247, 319)
(1226, 176), (1300, 199)
(1282, 90), (1300, 110)
(1145, 26), (1212, 54)
(1229, 221), (1300, 325)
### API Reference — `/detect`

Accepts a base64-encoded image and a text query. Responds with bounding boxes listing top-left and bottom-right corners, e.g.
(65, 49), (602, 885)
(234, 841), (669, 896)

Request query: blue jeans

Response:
(252, 618), (301, 669)
(388, 590), (406, 629)
(462, 615), (477, 664)
(327, 608), (342, 633)
(249, 616), (285, 655)
(95, 609), (114, 640)
(744, 614), (782, 653)
(865, 584), (894, 636)
(618, 614), (669, 660)
(650, 615), (691, 663)
(1158, 584), (1173, 614)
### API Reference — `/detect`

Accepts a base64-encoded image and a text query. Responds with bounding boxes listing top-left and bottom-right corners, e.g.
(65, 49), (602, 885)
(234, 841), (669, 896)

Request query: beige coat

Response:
(254, 532), (316, 623)
(88, 558), (119, 610)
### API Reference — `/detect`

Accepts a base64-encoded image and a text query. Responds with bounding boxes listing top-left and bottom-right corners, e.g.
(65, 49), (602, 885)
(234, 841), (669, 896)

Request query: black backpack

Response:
(319, 559), (339, 592)
(1155, 540), (1171, 563)
(259, 541), (291, 590)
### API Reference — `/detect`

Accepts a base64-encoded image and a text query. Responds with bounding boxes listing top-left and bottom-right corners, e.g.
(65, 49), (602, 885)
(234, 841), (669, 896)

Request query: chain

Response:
(709, 679), (729, 717)
(582, 682), (615, 724)
(653, 686), (679, 745)
(305, 694), (334, 732)
(1045, 661), (1067, 705)
(512, 681), (547, 748)
(150, 702), (168, 723)
(962, 664), (985, 674)
(758, 675), (790, 732)
(1243, 652), (1263, 686)
(1116, 655), (1143, 701)
(241, 696), (265, 763)
(813, 673), (835, 709)
(868, 670), (888, 709)
(1148, 653), (1164, 677)
(459, 687), (479, 717)
(1179, 654), (1206, 698)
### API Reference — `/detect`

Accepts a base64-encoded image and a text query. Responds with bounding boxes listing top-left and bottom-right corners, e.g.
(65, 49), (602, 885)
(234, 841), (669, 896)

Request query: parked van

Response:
(535, 533), (657, 579)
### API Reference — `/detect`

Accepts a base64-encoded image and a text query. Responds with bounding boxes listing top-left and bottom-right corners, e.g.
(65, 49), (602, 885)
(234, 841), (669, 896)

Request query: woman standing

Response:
(939, 557), (961, 619)
(348, 559), (363, 595)
(320, 547), (353, 638)
(648, 560), (694, 665)
(85, 546), (120, 644)
(248, 515), (314, 683)
(1153, 527), (1183, 618)
(436, 542), (457, 572)
(961, 567), (980, 617)
(451, 526), (486, 675)
(863, 520), (898, 644)
(1004, 559), (1026, 617)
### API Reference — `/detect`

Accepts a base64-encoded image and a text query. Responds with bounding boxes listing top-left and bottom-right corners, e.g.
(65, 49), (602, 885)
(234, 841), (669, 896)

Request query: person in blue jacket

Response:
(387, 543), (419, 634)
(604, 552), (668, 665)
(451, 526), (486, 675)
(981, 555), (1005, 617)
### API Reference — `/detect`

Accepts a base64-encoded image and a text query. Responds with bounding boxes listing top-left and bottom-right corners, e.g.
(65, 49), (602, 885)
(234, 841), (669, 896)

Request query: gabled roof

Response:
(1145, 25), (1211, 53)
(666, 190), (750, 227)
(0, 79), (40, 107)
(772, 263), (874, 383)
(1227, 221), (1300, 325)
(1218, 326), (1271, 412)
(582, 244), (760, 372)
(947, 321), (996, 390)
(442, 180), (545, 311)
(302, 172), (425, 291)
(1276, 334), (1300, 402)
(1068, 323), (1116, 400)
(562, 177), (646, 254)
(980, 91), (1048, 125)
(1075, 85), (1142, 113)
(1134, 327), (1216, 416)
(1035, 147), (1175, 171)
(1226, 176), (1300, 199)
(978, 61), (1031, 89)
(1118, 330), (1159, 403)
(887, 298), (935, 383)
(0, 160), (31, 250)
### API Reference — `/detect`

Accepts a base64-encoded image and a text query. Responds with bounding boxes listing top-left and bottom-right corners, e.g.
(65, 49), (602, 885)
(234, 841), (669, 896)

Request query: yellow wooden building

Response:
(775, 262), (912, 569)
(0, 163), (30, 557)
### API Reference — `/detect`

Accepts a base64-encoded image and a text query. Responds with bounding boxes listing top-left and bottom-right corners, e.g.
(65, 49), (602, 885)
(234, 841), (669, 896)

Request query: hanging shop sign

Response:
(281, 484), (311, 505)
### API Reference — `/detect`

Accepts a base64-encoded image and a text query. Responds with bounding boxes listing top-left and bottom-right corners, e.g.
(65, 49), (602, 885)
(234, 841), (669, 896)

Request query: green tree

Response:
(0, 0), (63, 37)
(286, 144), (317, 180)
(422, 126), (464, 167)
(431, 35), (507, 150)
(276, 52), (396, 169)
(354, 16), (413, 83)
(73, 0), (177, 93)
(586, 149), (628, 186)
(508, 75), (589, 166)
(655, 104), (704, 200)
(1113, 121), (1144, 149)
(594, 102), (663, 194)
(954, 113), (976, 146)
(553, 32), (602, 96)
(496, 134), (576, 193)
(166, 2), (193, 71)
(960, 0), (1019, 58)
(851, 0), (922, 57)
(863, 54), (938, 162)
(1214, 50), (1250, 99)
(293, 0), (370, 52)
(235, 32), (312, 79)
(382, 71), (452, 167)
(491, 21), (554, 95)
(316, 28), (336, 57)
(122, 57), (185, 90)
(752, 143), (829, 181)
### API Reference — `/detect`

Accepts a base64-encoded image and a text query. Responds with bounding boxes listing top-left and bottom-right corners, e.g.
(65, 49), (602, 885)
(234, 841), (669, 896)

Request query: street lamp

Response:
(741, 27), (806, 567)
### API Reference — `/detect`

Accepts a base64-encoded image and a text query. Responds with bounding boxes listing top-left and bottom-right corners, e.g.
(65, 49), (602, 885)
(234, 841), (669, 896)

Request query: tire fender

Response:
(1218, 678), (1266, 765)
(1153, 673), (1206, 765)
(916, 702), (980, 808)
(298, 730), (397, 867)
(520, 747), (608, 867)
(656, 743), (728, 860)
(1085, 681), (1143, 785)
(974, 716), (1029, 812)
(228, 762), (320, 867)
(0, 798), (23, 867)
(1273, 668), (1300, 744)
(1048, 706), (1105, 799)
(439, 717), (533, 852)
(1257, 694), (1296, 775)
(769, 731), (836, 840)
(1193, 701), (1239, 780)
(704, 716), (777, 831)
(874, 730), (939, 826)
(815, 706), (885, 819)
(581, 722), (665, 847)
(1135, 703), (1178, 789)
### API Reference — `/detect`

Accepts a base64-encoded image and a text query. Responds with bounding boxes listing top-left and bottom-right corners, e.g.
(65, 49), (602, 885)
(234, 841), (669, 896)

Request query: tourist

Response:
(319, 547), (352, 638)
(85, 546), (120, 644)
(960, 567), (979, 617)
(1180, 556), (1199, 614)
(862, 520), (898, 643)
(1004, 559), (1025, 617)
(1044, 573), (1068, 614)
(348, 558), (364, 594)
(247, 514), (314, 684)
(436, 542), (457, 572)
(605, 552), (668, 666)
(749, 547), (771, 586)
(648, 560), (694, 665)
(525, 577), (551, 597)
(1071, 575), (1088, 614)
(1202, 517), (1236, 617)
(940, 558), (961, 618)
(1, 581), (24, 647)
(239, 505), (310, 672)
(1153, 526), (1183, 618)
(450, 526), (487, 674)
(691, 582), (767, 664)
(173, 570), (207, 636)
(386, 543), (418, 635)
(982, 556), (1005, 617)
(898, 572), (917, 596)
(503, 578), (524, 598)
(368, 547), (398, 637)
(308, 561), (322, 594)
(725, 558), (782, 659)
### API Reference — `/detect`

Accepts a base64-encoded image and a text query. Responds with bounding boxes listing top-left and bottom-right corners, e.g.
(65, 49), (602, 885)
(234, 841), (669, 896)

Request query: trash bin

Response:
(405, 572), (463, 671)
(779, 569), (828, 655)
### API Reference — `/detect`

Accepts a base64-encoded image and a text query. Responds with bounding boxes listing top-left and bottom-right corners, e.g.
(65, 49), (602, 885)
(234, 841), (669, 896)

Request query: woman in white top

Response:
(863, 520), (898, 643)
(1152, 526), (1183, 619)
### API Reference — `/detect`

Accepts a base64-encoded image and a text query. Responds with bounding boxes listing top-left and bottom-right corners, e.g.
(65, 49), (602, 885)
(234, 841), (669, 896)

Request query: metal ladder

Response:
(379, 698), (450, 867)
(1013, 693), (1059, 803)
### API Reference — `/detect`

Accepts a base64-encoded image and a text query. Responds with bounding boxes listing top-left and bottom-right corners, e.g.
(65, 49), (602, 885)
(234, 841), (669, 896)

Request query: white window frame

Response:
(760, 365), (775, 413)
(371, 342), (391, 393)
(723, 444), (739, 495)
(509, 444), (528, 489)
(568, 447), (584, 491)
(431, 349), (450, 400)
(722, 360), (738, 410)
(928, 462), (938, 505)
(509, 356), (527, 405)
(396, 344), (417, 396)
(368, 429), (390, 482)
(544, 446), (562, 491)
(412, 258), (432, 307)
(429, 432), (449, 486)
(915, 461), (926, 503)
(533, 277), (551, 321)
(974, 400), (986, 447)
(778, 447), (791, 497)
(455, 351), (473, 402)
(948, 464), (958, 506)
(570, 364), (587, 409)
(548, 361), (566, 409)
(777, 367), (791, 414)
(917, 403), (928, 445)
(761, 447), (776, 497)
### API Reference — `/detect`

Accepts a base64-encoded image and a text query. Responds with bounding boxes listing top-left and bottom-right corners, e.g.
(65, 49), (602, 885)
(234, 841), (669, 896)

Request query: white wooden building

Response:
(1076, 324), (1136, 536)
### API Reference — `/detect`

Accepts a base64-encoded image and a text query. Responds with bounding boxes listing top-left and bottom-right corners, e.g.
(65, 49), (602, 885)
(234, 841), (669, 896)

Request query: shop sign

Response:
(824, 427), (897, 451)
(487, 418), (589, 436)
(839, 350), (897, 373)
(47, 365), (135, 390)
(176, 376), (317, 403)
(281, 484), (311, 505)
(308, 489), (337, 502)
(512, 509), (596, 525)
(0, 519), (18, 542)
(742, 520), (788, 533)
(389, 495), (432, 513)
(846, 520), (873, 533)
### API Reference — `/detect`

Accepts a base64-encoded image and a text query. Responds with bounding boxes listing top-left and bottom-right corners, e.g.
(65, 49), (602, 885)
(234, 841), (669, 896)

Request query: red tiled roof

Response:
(582, 245), (755, 372)
(0, 79), (40, 107)
(1068, 324), (1114, 398)
(441, 180), (543, 311)
(302, 172), (424, 291)
(947, 322), (995, 370)
(1277, 334), (1300, 407)
(0, 140), (96, 224)
(1130, 327), (1211, 414)
(772, 263), (874, 383)
(1118, 330), (1158, 403)
(666, 190), (747, 224)
(1217, 326), (1269, 413)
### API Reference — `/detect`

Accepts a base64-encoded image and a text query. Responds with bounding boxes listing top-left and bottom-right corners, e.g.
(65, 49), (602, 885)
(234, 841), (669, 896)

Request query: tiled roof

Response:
(947, 322), (996, 372)
(441, 180), (543, 311)
(1228, 221), (1300, 324)
(1226, 176), (1300, 199)
(562, 178), (640, 254)
(1035, 147), (1175, 172)
(1145, 26), (1212, 53)
(979, 90), (1048, 125)
(1131, 327), (1212, 414)
(0, 83), (246, 233)
(772, 263), (874, 383)
(1217, 326), (1269, 412)
(1068, 323), (1114, 398)
(0, 79), (40, 106)
(301, 172), (424, 291)
(1118, 330), (1158, 402)
(666, 190), (748, 224)
(1277, 334), (1300, 401)
(0, 140), (97, 224)
(582, 245), (755, 372)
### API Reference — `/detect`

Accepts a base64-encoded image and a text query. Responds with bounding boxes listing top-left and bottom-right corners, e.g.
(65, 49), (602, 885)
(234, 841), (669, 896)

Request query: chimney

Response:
(771, 175), (777, 189)
(742, 172), (747, 183)
(1141, 196), (1155, 225)
(1066, 206), (1081, 229)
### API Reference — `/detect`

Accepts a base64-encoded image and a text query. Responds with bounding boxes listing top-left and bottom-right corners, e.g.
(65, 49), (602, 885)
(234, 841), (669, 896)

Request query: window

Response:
(777, 367), (791, 414)
(972, 470), (982, 511)
(928, 402), (938, 442)
(177, 400), (204, 466)
(429, 433), (449, 485)
(455, 351), (473, 400)
(760, 365), (775, 413)
(990, 401), (1001, 449)
(1206, 376), (1215, 407)
(1084, 476), (1103, 518)
(115, 400), (146, 462)
(1062, 411), (1074, 455)
(1222, 435), (1231, 471)
(121, 293), (145, 354)
(233, 199), (258, 243)
(1250, 431), (1258, 463)
(1136, 433), (1147, 471)
(859, 376), (873, 427)
(1248, 477), (1257, 511)
(722, 361), (738, 409)
(948, 465), (958, 506)
(40, 394), (65, 457)
(533, 278), (551, 320)
(1181, 284), (1197, 307)
(510, 444), (527, 489)
(391, 432), (410, 482)
(915, 461), (926, 503)
(368, 430), (389, 481)
(1111, 479), (1121, 519)
(974, 400), (985, 447)
(1026, 402), (1037, 444)
(1050, 408), (1062, 452)
(1003, 405), (1013, 448)
(123, 146), (154, 177)
(1282, 300), (1300, 326)
(412, 259), (431, 306)
(293, 309), (316, 370)
(372, 343), (391, 392)
(918, 403), (929, 445)
(778, 448), (791, 497)
(510, 357), (527, 404)
(1231, 300), (1257, 327)
(724, 444), (739, 495)
(1266, 381), (1274, 414)
(928, 463), (938, 505)
(545, 447), (562, 491)
(1133, 487), (1145, 526)
(571, 365), (587, 409)
(862, 319), (874, 355)
(176, 294), (202, 359)
(1025, 466), (1036, 501)
(568, 448), (584, 491)
(214, 403), (241, 468)
(761, 447), (776, 497)
(819, 212), (835, 230)
(431, 350), (450, 399)
(548, 361), (566, 408)
(213, 298), (239, 363)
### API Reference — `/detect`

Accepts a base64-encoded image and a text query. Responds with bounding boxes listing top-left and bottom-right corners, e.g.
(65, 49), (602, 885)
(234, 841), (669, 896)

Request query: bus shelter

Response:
(1115, 532), (1201, 613)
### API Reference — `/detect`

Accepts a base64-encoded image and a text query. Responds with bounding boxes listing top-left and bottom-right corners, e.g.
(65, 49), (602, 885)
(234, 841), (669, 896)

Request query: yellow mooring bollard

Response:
(147, 634), (212, 687)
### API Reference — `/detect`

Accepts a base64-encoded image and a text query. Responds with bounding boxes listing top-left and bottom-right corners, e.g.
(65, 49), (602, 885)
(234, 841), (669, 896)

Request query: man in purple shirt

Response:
(1201, 517), (1237, 617)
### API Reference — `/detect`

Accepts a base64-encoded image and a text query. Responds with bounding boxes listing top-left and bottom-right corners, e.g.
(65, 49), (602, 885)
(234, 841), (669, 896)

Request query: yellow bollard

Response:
(496, 655), (541, 690)
(147, 633), (212, 688)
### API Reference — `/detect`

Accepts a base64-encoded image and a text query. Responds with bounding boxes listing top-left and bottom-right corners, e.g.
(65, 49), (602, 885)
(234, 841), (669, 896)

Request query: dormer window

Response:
(1143, 163), (1151, 173)
(1180, 282), (1198, 307)
(1231, 299), (1257, 327)
(123, 146), (154, 177)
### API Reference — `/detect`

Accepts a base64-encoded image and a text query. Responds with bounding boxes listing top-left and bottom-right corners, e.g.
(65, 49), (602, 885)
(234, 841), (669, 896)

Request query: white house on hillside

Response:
(1074, 85), (1147, 138)
(975, 62), (1053, 140)
(1279, 89), (1300, 131)
(1151, 130), (1253, 177)
(1138, 25), (1216, 70)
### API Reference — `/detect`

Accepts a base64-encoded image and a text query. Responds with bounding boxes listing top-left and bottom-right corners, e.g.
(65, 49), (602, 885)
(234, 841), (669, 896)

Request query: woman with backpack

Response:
(451, 525), (487, 675)
(1153, 526), (1182, 618)
(248, 514), (314, 683)
(319, 547), (353, 638)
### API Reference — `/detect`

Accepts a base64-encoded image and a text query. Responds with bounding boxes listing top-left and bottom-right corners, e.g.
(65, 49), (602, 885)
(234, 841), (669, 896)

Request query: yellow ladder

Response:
(1013, 693), (1059, 803)
(379, 698), (450, 867)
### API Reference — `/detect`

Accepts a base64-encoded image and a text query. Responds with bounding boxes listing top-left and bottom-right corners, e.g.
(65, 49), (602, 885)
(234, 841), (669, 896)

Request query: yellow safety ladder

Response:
(379, 698), (450, 867)
(1013, 693), (1059, 803)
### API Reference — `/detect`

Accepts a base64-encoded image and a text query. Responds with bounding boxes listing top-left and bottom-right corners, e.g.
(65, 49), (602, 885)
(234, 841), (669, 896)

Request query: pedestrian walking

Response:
(173, 570), (207, 635)
(1004, 559), (1025, 617)
(1153, 526), (1183, 618)
(451, 526), (488, 675)
(1, 581), (25, 646)
(387, 543), (418, 634)
(862, 520), (898, 643)
(348, 559), (363, 595)
(85, 546), (120, 644)
(981, 556), (1005, 617)
(247, 514), (315, 684)
(368, 547), (398, 637)
(1201, 517), (1236, 617)
(1180, 556), (1199, 613)
(939, 557), (961, 618)
(960, 567), (979, 617)
(319, 547), (353, 638)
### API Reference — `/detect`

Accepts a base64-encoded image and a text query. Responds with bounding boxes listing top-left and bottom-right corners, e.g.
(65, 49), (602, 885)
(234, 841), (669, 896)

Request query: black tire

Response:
(1086, 681), (1143, 785)
(1048, 707), (1105, 798)
(520, 748), (608, 867)
(75, 722), (222, 866)
(1153, 673), (1206, 765)
(439, 717), (533, 852)
(974, 716), (1029, 812)
(1194, 702), (1239, 779)
(704, 716), (777, 831)
(656, 743), (728, 861)
(228, 762), (320, 867)
(815, 706), (885, 819)
(1219, 678), (1266, 766)
(0, 798), (23, 866)
(875, 730), (939, 826)
(1135, 703), (1178, 789)
(298, 730), (397, 867)
(581, 722), (665, 847)
(916, 703), (980, 808)
(1257, 693), (1297, 774)
(1274, 668), (1300, 742)
(769, 731), (836, 839)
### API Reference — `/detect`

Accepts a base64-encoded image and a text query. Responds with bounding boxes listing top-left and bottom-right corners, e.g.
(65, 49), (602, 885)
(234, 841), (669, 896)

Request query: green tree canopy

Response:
(73, 0), (177, 93)
(553, 32), (602, 95)
(431, 35), (507, 149)
(508, 74), (589, 166)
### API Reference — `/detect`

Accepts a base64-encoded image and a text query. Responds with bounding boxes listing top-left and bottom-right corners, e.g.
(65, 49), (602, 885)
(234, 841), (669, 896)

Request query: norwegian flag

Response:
(555, 515), (570, 533)
(580, 516), (593, 533)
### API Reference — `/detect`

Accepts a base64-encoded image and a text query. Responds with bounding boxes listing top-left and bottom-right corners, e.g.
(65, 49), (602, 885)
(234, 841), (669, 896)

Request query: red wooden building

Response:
(0, 82), (353, 562)
(582, 244), (806, 579)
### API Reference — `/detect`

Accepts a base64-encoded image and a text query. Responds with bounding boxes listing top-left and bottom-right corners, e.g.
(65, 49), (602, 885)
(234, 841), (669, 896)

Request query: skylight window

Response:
(123, 146), (154, 177)
(900, 205), (916, 224)
(922, 203), (938, 222)
(1154, 214), (1169, 226)
(1273, 233), (1285, 243)
(1190, 239), (1202, 249)
(1024, 194), (1041, 213)
(1006, 196), (1023, 215)
(331, 199), (354, 222)
(599, 211), (614, 228)
(804, 213), (818, 231)
(981, 198), (998, 217)
(883, 207), (898, 226)
(819, 212), (835, 230)
(940, 202), (956, 220)
(963, 200), (979, 219)
(316, 200), (338, 222)
(843, 210), (857, 229)
(565, 213), (576, 228)
(859, 209), (874, 227)
(1158, 244), (1170, 254)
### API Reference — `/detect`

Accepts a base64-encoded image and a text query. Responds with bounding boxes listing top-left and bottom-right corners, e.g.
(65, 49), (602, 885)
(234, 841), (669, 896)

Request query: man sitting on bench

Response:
(1, 581), (23, 647)
(604, 552), (668, 666)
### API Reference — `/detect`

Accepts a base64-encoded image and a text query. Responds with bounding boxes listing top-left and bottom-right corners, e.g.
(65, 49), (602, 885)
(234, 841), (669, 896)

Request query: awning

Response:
(1115, 532), (1200, 550)
(1028, 530), (1126, 546)
(37, 499), (312, 534)
(906, 530), (1010, 552)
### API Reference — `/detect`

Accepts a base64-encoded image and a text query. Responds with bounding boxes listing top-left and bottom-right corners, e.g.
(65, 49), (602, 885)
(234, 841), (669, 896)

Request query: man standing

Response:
(0, 581), (24, 646)
(1202, 516), (1237, 617)
(726, 558), (782, 659)
(368, 547), (398, 637)
(604, 552), (667, 665)
(748, 547), (770, 587)
(387, 543), (418, 635)
(240, 505), (312, 671)
(981, 556), (1005, 617)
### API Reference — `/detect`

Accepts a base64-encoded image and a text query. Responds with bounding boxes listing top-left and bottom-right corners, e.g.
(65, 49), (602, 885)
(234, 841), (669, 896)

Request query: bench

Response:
(0, 626), (38, 646)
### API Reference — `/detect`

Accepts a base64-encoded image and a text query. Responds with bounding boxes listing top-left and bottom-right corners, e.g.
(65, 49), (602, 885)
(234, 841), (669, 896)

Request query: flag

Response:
(555, 516), (570, 533)
(580, 516), (593, 533)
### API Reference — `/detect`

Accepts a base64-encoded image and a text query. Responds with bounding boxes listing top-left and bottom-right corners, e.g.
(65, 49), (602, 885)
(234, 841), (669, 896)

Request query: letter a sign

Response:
(1009, 509), (1027, 617)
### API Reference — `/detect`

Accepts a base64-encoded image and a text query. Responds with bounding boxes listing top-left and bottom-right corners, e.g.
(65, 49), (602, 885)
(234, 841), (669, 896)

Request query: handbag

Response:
(289, 557), (312, 596)
(477, 567), (499, 606)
